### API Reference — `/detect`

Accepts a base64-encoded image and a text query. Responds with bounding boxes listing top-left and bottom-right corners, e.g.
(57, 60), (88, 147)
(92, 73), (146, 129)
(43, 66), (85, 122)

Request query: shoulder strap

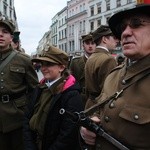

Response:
(84, 68), (150, 116)
(0, 50), (17, 72)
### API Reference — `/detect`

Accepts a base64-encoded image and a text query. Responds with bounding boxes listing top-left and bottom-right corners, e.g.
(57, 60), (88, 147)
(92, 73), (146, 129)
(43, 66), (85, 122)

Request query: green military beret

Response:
(32, 45), (69, 67)
(92, 25), (112, 42)
(13, 31), (20, 43)
(0, 17), (15, 34)
(81, 33), (94, 42)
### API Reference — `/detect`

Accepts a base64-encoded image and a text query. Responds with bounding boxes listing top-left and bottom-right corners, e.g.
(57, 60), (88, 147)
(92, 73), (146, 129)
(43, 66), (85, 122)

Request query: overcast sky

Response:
(14, 0), (67, 55)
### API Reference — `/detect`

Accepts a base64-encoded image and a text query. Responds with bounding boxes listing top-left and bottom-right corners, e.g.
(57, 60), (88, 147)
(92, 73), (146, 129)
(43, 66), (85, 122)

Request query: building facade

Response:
(58, 6), (68, 53)
(37, 0), (137, 55)
(67, 0), (88, 54)
(0, 0), (18, 29)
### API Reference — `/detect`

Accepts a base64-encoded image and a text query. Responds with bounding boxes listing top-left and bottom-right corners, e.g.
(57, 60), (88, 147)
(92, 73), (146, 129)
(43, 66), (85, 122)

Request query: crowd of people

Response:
(0, 2), (149, 150)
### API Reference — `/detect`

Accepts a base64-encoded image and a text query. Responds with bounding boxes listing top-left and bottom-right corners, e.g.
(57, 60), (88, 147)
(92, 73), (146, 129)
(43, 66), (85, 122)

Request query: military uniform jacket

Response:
(70, 55), (87, 106)
(70, 55), (87, 89)
(85, 47), (117, 105)
(0, 48), (38, 133)
(93, 55), (150, 150)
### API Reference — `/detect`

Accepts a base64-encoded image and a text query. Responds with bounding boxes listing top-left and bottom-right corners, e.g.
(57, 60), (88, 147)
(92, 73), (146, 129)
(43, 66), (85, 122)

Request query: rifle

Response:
(59, 108), (130, 150)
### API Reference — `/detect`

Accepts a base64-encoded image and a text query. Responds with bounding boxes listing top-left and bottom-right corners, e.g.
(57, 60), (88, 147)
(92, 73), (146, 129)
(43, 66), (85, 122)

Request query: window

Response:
(3, 5), (7, 15)
(72, 25), (74, 35)
(83, 20), (85, 32)
(72, 41), (74, 51)
(80, 5), (82, 12)
(69, 26), (71, 35)
(106, 16), (110, 24)
(117, 0), (121, 7)
(10, 0), (12, 6)
(80, 22), (82, 33)
(97, 4), (101, 14)
(106, 0), (110, 11)
(90, 6), (94, 16)
(127, 0), (132, 4)
(97, 19), (101, 27)
(83, 3), (85, 10)
(90, 22), (94, 31)
(65, 28), (67, 38)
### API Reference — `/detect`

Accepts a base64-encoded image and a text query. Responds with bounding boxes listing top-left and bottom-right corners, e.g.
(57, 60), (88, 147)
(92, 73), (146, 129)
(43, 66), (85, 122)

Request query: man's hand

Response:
(80, 116), (100, 145)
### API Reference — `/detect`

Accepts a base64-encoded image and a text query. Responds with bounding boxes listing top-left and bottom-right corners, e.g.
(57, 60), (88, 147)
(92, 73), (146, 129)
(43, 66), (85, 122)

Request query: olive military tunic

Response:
(0, 48), (38, 133)
(90, 55), (150, 150)
(70, 55), (87, 106)
(85, 47), (117, 109)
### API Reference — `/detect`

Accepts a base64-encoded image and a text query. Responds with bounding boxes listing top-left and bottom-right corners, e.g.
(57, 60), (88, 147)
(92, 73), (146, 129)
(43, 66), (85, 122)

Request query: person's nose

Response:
(121, 25), (132, 39)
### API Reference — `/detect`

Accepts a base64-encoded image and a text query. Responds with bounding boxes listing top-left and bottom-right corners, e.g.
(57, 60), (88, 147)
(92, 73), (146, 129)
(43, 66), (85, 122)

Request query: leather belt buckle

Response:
(1, 95), (10, 103)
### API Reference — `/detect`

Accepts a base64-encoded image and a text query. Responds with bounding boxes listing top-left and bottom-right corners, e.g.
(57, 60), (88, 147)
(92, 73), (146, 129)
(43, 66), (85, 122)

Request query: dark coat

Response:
(24, 79), (83, 150)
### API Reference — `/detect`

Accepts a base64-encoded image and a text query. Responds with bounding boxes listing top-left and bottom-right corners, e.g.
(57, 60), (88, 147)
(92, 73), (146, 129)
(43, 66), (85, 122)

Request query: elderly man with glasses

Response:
(80, 3), (150, 150)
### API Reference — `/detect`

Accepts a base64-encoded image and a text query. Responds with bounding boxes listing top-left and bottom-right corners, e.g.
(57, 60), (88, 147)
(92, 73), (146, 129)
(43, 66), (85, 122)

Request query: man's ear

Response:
(102, 36), (108, 44)
(59, 65), (66, 73)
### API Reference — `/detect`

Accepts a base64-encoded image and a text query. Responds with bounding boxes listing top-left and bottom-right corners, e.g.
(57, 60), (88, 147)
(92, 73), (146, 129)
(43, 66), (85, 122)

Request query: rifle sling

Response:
(84, 68), (150, 116)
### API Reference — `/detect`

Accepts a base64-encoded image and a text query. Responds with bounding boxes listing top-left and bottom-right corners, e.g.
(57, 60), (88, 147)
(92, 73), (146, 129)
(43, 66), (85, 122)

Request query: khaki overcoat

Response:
(89, 55), (150, 150)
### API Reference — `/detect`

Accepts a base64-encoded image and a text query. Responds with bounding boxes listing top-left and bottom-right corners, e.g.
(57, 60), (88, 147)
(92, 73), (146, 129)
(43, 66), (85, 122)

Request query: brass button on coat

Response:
(122, 79), (126, 85)
(104, 116), (110, 122)
(0, 79), (4, 82)
(109, 102), (115, 108)
(134, 114), (139, 120)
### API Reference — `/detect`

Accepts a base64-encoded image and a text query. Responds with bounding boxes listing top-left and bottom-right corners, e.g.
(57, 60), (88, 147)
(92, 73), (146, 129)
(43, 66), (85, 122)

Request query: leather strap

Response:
(84, 68), (150, 116)
(0, 50), (17, 72)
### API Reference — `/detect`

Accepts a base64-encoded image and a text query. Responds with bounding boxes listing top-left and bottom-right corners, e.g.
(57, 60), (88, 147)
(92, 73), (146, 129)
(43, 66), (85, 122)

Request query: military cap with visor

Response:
(32, 45), (69, 67)
(92, 25), (113, 42)
(0, 17), (15, 34)
(81, 33), (94, 42)
(108, 3), (150, 40)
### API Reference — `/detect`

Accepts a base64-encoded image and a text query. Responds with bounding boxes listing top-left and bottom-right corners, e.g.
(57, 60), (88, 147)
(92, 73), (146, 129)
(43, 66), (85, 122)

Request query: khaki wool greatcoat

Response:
(89, 55), (150, 150)
(85, 47), (117, 109)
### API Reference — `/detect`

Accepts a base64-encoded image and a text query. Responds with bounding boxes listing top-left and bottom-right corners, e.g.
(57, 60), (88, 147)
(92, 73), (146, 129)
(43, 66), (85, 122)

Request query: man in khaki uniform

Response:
(0, 17), (38, 150)
(80, 3), (150, 150)
(85, 25), (118, 109)
(69, 33), (96, 106)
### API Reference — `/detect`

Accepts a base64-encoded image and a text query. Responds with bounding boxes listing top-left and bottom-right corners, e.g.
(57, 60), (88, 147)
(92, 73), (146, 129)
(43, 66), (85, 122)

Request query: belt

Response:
(0, 92), (25, 103)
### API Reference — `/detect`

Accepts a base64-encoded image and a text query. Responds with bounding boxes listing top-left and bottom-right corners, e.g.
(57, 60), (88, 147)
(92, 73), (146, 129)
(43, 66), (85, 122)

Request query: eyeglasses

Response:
(117, 18), (150, 34)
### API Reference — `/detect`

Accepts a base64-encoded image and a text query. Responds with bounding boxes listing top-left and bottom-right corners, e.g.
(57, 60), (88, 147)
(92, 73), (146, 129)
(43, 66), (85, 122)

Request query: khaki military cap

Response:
(32, 45), (69, 67)
(0, 17), (15, 34)
(92, 25), (112, 42)
(81, 33), (94, 42)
